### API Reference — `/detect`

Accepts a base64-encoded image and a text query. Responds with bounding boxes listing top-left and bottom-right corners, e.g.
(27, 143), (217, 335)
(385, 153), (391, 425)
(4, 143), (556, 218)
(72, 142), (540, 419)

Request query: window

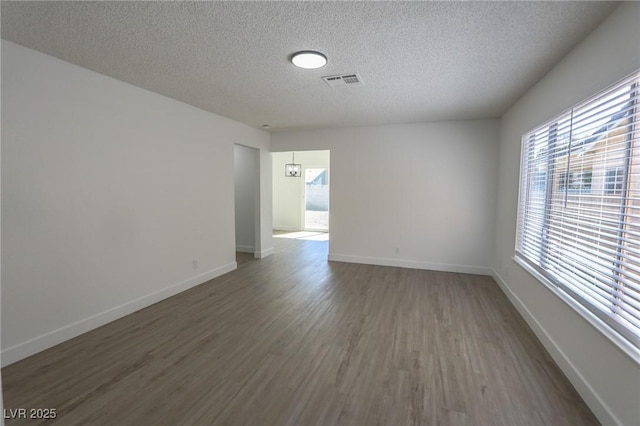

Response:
(605, 167), (624, 195)
(558, 169), (592, 192)
(515, 70), (640, 356)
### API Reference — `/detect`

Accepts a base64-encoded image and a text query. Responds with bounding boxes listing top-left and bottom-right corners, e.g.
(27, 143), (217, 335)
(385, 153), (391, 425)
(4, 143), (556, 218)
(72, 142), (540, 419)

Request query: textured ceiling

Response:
(1, 1), (619, 130)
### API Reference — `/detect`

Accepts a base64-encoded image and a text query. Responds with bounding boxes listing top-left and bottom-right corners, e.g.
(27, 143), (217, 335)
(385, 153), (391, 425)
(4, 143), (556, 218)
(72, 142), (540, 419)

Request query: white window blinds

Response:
(516, 70), (640, 352)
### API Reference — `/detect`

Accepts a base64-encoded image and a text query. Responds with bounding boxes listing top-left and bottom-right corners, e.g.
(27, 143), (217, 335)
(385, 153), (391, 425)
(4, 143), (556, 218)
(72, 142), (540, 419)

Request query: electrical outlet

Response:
(192, 259), (198, 269)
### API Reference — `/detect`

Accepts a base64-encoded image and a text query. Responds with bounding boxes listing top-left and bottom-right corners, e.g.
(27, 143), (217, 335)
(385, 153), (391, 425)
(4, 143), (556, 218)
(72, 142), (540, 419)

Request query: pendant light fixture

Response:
(285, 152), (301, 177)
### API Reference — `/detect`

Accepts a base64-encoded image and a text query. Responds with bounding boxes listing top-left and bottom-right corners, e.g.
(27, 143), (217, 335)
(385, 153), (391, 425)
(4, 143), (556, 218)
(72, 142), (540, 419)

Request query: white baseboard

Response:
(1, 262), (237, 367)
(273, 226), (300, 232)
(328, 253), (492, 276)
(236, 245), (255, 253)
(255, 247), (274, 258)
(491, 270), (618, 426)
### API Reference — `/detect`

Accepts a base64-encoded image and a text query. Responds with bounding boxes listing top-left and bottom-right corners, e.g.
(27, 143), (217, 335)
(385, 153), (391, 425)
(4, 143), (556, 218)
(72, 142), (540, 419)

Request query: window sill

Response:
(512, 255), (640, 366)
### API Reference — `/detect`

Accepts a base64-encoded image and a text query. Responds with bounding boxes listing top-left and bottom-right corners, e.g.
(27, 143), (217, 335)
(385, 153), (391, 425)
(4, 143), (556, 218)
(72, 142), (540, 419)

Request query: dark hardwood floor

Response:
(2, 235), (598, 425)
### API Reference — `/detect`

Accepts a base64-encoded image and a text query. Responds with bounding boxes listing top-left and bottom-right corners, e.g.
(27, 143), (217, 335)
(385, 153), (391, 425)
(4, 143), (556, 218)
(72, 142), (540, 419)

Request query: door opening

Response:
(303, 167), (329, 231)
(234, 144), (260, 261)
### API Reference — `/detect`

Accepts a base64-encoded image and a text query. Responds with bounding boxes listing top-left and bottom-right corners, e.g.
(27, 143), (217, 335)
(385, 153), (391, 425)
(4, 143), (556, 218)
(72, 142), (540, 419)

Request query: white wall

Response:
(234, 144), (259, 253)
(493, 3), (640, 425)
(272, 120), (499, 275)
(272, 150), (330, 231)
(0, 40), (272, 366)
(0, 46), (4, 419)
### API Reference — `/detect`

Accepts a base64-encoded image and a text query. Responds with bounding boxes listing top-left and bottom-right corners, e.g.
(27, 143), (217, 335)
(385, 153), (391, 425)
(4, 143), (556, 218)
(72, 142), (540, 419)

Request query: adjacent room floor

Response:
(2, 236), (598, 425)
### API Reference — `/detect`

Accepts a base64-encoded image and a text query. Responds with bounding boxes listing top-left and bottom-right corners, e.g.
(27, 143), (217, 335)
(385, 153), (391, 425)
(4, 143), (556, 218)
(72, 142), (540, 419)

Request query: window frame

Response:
(514, 71), (640, 364)
(604, 166), (624, 195)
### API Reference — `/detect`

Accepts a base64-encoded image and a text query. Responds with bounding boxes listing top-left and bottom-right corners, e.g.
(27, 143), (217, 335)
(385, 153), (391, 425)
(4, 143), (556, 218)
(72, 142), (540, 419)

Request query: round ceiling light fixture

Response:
(291, 51), (327, 69)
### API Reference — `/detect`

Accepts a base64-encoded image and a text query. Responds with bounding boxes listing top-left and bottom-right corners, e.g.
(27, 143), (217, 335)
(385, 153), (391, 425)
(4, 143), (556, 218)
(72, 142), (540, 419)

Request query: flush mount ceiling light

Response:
(291, 51), (327, 69)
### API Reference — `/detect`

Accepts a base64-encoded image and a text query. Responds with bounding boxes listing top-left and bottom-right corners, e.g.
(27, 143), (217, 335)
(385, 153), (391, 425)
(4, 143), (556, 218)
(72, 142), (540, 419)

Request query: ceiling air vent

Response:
(322, 73), (364, 88)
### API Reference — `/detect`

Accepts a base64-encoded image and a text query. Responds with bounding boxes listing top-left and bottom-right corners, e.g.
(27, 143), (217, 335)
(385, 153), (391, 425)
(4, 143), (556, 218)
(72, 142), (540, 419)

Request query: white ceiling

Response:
(1, 1), (619, 131)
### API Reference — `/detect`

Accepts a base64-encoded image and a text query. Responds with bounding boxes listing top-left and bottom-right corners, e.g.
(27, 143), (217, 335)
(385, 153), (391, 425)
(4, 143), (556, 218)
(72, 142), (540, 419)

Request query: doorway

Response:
(272, 150), (330, 235)
(234, 144), (260, 259)
(303, 167), (329, 231)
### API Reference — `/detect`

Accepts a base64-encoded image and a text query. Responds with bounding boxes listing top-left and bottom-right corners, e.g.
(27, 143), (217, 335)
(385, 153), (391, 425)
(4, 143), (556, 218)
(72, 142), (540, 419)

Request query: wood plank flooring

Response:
(2, 235), (598, 425)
